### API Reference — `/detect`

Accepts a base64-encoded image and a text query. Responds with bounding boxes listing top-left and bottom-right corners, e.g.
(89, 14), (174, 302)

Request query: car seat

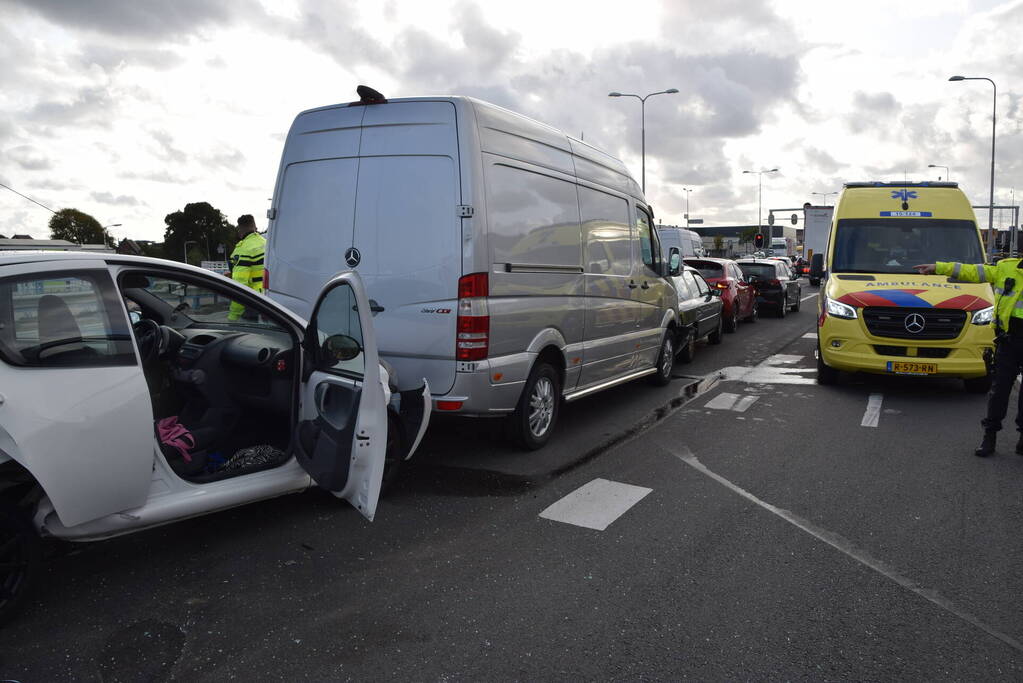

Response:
(36, 295), (93, 362)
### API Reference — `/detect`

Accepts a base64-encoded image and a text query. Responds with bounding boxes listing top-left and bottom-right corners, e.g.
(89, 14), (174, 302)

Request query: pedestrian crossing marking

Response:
(539, 478), (652, 531)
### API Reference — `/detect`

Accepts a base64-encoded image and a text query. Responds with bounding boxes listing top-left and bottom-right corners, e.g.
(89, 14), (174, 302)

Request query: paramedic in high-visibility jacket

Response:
(228, 214), (266, 321)
(916, 259), (1023, 457)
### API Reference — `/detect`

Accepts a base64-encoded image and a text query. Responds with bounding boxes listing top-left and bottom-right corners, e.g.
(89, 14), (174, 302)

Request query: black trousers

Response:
(983, 335), (1023, 432)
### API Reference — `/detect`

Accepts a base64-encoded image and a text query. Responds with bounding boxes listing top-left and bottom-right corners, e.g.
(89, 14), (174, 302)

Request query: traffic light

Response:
(754, 233), (765, 249)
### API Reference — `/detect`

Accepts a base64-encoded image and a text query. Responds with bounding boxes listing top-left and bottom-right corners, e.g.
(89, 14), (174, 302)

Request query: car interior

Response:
(119, 271), (298, 483)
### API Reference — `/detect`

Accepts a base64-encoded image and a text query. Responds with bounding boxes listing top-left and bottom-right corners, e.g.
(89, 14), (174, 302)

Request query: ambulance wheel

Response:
(509, 362), (560, 450)
(964, 375), (992, 394)
(817, 346), (839, 385)
(0, 502), (40, 626)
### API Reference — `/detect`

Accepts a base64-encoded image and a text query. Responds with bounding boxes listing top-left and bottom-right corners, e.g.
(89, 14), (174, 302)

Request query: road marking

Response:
(801, 333), (817, 339)
(705, 392), (760, 412)
(861, 393), (883, 427)
(539, 478), (652, 531)
(801, 292), (819, 302)
(671, 446), (1023, 655)
(718, 354), (815, 385)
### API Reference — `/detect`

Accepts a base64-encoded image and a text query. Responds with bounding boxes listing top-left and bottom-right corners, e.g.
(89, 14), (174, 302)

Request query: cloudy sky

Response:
(1, 0), (1021, 241)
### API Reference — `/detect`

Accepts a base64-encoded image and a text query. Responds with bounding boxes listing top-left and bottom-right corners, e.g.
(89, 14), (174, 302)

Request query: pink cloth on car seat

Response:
(157, 417), (196, 463)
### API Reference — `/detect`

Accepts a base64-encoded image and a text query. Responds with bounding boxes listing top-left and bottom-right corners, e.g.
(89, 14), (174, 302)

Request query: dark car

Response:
(735, 259), (802, 318)
(684, 257), (757, 331)
(671, 266), (724, 362)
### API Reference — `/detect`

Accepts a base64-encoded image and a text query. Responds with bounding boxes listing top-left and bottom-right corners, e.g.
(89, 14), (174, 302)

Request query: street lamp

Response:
(682, 187), (693, 227)
(742, 168), (779, 240)
(810, 191), (837, 206)
(608, 88), (679, 193)
(949, 75), (997, 259)
(927, 164), (950, 181)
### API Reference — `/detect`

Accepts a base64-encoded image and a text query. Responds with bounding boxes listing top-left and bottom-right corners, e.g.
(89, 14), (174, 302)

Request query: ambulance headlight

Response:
(972, 306), (995, 325)
(825, 298), (857, 320)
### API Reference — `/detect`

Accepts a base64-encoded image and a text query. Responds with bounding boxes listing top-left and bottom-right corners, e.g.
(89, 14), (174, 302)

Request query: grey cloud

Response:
(91, 191), (141, 206)
(847, 91), (900, 134)
(7, 145), (53, 171)
(803, 147), (842, 175)
(150, 130), (186, 164)
(29, 86), (115, 127)
(284, 0), (394, 72)
(1, 0), (262, 38)
(80, 45), (183, 71)
(119, 169), (190, 184)
(204, 148), (245, 169)
(28, 178), (81, 192)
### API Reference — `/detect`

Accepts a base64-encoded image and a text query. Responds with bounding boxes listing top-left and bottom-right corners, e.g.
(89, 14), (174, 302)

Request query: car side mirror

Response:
(318, 333), (362, 368)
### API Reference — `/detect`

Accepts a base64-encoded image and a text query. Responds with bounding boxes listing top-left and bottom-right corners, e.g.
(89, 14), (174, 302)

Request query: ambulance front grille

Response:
(863, 307), (966, 340)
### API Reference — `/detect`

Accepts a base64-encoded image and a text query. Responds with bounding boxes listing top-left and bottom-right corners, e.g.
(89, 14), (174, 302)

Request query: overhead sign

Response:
(688, 218), (704, 224)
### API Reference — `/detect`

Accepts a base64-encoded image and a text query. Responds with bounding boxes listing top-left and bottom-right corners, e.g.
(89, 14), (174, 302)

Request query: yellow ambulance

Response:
(817, 182), (995, 391)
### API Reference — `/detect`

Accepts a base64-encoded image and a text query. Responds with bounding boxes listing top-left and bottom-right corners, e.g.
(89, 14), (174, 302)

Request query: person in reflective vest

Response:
(916, 259), (1017, 456)
(228, 214), (266, 321)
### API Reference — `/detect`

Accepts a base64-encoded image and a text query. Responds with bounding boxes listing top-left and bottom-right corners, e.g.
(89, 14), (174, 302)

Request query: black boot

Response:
(976, 430), (997, 457)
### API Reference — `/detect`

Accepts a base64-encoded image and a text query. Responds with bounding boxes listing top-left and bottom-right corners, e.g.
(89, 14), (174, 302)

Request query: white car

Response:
(0, 251), (430, 623)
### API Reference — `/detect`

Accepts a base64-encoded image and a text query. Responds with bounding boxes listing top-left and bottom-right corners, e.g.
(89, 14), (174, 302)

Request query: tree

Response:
(49, 208), (115, 247)
(163, 202), (236, 264)
(713, 235), (724, 253)
(740, 226), (759, 245)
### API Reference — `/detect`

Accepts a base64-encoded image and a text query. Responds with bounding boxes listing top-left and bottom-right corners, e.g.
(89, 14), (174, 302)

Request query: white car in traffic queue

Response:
(0, 251), (430, 624)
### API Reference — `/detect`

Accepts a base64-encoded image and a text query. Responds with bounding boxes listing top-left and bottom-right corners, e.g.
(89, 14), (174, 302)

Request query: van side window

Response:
(635, 208), (658, 271)
(0, 270), (136, 368)
(580, 186), (631, 276)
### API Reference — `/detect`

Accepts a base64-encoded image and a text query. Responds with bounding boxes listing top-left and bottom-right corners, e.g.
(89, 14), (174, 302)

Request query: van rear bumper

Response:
(433, 353), (534, 415)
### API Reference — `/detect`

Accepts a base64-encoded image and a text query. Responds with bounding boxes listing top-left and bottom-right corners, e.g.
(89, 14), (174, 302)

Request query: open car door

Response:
(296, 271), (387, 521)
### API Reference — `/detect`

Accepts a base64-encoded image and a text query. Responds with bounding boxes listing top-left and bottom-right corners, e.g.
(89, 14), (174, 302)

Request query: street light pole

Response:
(949, 75), (997, 260)
(682, 187), (693, 227)
(743, 168), (779, 243)
(927, 164), (950, 181)
(810, 191), (837, 206)
(608, 88), (679, 194)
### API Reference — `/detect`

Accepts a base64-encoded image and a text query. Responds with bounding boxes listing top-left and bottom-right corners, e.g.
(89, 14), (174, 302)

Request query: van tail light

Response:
(457, 273), (489, 361)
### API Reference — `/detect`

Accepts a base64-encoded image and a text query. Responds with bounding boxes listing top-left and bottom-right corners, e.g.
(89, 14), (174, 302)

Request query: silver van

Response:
(265, 91), (679, 449)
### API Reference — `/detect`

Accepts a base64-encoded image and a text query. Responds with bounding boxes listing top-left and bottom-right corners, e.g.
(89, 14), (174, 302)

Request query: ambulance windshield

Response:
(831, 219), (985, 274)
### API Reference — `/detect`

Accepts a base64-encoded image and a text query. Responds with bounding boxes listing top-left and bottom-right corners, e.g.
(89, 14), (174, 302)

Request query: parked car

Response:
(668, 263), (724, 362)
(0, 251), (431, 624)
(767, 255), (795, 272)
(684, 257), (757, 331)
(736, 258), (802, 317)
(265, 90), (679, 450)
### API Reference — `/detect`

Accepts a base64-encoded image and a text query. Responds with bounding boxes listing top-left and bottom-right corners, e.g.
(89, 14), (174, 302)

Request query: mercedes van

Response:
(265, 92), (680, 448)
(817, 182), (995, 390)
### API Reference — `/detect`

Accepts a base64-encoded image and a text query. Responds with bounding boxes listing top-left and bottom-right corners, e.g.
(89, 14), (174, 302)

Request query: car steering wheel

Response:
(132, 319), (162, 365)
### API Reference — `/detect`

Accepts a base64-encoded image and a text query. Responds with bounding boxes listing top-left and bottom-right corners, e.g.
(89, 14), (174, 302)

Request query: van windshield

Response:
(831, 218), (984, 274)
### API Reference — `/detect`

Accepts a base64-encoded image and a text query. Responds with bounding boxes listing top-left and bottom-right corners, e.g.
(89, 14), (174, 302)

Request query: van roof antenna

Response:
(350, 85), (387, 107)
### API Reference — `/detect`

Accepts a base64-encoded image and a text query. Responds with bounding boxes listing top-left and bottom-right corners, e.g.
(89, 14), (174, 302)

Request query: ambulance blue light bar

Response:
(844, 181), (959, 188)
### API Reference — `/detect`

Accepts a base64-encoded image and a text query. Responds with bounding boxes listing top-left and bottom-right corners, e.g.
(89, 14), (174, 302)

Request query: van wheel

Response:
(0, 502), (41, 627)
(649, 332), (675, 386)
(964, 375), (992, 394)
(509, 362), (561, 450)
(381, 412), (404, 493)
(816, 345), (839, 385)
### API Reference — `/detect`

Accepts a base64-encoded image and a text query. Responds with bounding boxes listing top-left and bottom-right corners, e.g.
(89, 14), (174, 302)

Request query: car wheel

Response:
(508, 361), (561, 450)
(649, 331), (675, 386)
(816, 344), (839, 385)
(677, 328), (696, 363)
(790, 292), (801, 312)
(708, 316), (724, 345)
(747, 303), (758, 323)
(0, 502), (41, 627)
(777, 298), (787, 318)
(725, 305), (739, 333)
(964, 375), (992, 394)
(380, 412), (404, 493)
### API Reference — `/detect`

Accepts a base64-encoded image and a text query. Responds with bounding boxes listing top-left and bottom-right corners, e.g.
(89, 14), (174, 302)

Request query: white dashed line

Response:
(705, 392), (760, 412)
(539, 478), (652, 531)
(801, 292), (819, 302)
(802, 333), (817, 339)
(861, 393), (884, 427)
(670, 446), (1023, 655)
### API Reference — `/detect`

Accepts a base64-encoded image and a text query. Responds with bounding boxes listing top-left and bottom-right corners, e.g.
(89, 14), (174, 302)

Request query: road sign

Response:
(767, 213), (775, 226)
(688, 218), (704, 224)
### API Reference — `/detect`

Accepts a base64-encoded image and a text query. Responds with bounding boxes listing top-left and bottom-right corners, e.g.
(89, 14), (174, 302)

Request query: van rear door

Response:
(350, 101), (462, 395)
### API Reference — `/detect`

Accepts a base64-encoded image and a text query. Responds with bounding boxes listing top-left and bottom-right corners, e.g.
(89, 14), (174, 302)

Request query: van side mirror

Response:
(668, 249), (681, 277)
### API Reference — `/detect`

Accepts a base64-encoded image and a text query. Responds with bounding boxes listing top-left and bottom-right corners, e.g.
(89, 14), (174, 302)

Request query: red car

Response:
(683, 257), (758, 331)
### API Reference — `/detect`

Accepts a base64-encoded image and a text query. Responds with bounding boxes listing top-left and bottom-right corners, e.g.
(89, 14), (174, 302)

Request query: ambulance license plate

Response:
(886, 361), (937, 375)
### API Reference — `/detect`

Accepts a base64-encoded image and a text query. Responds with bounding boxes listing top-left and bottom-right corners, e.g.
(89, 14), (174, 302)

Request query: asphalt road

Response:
(6, 284), (1023, 680)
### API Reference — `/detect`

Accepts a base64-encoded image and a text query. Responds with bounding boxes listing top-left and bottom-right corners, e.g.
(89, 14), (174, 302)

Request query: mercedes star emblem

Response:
(904, 313), (926, 334)
(344, 247), (361, 268)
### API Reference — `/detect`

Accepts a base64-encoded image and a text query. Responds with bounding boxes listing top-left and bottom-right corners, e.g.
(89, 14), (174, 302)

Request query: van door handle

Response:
(628, 280), (639, 289)
(640, 281), (650, 290)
